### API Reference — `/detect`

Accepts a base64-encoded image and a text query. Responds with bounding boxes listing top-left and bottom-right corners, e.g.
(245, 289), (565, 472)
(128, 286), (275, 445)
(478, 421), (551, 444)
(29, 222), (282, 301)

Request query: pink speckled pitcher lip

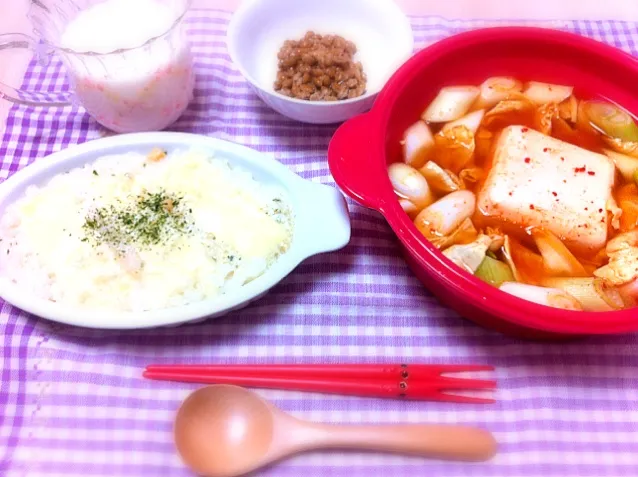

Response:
(28, 0), (192, 57)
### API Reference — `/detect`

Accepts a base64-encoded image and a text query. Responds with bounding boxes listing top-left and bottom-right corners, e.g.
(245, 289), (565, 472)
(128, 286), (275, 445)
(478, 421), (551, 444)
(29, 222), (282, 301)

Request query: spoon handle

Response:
(300, 423), (497, 462)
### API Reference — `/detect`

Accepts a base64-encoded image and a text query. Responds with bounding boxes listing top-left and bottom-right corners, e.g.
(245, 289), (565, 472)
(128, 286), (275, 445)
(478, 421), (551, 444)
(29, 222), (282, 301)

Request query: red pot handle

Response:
(328, 112), (389, 212)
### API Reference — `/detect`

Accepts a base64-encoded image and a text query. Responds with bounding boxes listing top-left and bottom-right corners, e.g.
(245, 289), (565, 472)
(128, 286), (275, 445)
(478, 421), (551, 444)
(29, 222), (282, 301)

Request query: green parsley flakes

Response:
(82, 189), (192, 249)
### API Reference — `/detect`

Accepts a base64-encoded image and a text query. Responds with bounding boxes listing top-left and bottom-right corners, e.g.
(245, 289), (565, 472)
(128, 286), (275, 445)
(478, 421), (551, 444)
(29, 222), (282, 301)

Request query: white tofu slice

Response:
(477, 125), (615, 253)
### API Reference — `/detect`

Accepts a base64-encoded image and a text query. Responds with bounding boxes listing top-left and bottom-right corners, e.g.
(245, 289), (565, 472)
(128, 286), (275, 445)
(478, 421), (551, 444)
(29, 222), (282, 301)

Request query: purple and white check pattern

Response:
(2, 11), (638, 477)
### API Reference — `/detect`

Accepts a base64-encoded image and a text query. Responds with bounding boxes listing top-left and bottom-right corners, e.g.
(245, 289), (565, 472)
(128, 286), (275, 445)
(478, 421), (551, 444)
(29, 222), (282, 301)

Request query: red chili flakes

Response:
(521, 127), (529, 132)
(552, 191), (558, 197)
(529, 204), (535, 210)
(543, 148), (549, 152)
(574, 166), (586, 173)
(560, 157), (565, 161)
(524, 157), (531, 163)
(584, 207), (589, 211)
(563, 179), (567, 183)
(508, 191), (513, 196)
(588, 171), (596, 176)
(599, 208), (604, 213)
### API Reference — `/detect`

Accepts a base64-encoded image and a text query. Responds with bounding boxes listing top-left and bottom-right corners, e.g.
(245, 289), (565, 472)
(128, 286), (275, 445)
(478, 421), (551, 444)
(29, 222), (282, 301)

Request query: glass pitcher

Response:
(0, 0), (195, 133)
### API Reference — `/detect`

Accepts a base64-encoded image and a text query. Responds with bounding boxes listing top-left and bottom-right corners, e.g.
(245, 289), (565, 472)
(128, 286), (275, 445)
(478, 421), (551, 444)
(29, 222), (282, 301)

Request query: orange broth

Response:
(419, 87), (638, 289)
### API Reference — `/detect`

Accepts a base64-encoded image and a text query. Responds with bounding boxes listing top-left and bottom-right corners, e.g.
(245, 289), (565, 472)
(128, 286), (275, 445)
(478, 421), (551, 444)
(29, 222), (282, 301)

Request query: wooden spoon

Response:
(174, 385), (497, 477)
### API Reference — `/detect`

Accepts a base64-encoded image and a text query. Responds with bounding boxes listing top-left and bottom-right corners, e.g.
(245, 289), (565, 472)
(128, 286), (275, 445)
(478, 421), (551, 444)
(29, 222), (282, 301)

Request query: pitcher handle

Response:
(0, 33), (72, 107)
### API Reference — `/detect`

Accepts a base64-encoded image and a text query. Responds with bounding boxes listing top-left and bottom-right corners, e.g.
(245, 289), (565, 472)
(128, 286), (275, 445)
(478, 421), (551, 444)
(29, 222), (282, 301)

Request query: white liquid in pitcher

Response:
(59, 0), (194, 132)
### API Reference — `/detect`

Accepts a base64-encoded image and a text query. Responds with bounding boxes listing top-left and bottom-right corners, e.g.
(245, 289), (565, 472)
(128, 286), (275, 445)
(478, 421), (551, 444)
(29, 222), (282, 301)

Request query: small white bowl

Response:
(227, 0), (414, 124)
(0, 132), (351, 329)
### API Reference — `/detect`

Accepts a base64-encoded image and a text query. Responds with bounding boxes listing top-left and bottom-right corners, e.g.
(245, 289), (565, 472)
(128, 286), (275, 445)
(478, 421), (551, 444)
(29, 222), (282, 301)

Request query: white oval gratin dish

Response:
(0, 132), (351, 329)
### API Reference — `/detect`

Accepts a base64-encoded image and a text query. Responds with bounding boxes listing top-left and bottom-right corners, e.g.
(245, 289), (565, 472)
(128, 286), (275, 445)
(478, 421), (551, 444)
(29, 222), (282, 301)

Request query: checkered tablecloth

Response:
(2, 10), (638, 477)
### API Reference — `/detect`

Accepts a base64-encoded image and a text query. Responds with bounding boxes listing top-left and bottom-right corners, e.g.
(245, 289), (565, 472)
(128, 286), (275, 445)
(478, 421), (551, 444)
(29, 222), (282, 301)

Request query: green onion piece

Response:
(583, 100), (638, 142)
(603, 148), (638, 182)
(475, 256), (515, 287)
(541, 277), (624, 312)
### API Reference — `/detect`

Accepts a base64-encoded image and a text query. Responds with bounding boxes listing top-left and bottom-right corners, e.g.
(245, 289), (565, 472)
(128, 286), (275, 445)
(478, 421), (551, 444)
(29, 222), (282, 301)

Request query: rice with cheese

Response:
(0, 148), (294, 312)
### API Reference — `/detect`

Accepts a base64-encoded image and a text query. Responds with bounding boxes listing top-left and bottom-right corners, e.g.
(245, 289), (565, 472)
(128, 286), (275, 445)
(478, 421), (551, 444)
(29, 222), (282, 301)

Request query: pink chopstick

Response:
(143, 363), (496, 403)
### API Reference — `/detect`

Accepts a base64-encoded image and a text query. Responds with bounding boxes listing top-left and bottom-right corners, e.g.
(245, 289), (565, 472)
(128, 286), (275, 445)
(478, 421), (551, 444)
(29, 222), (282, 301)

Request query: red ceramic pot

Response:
(328, 27), (638, 339)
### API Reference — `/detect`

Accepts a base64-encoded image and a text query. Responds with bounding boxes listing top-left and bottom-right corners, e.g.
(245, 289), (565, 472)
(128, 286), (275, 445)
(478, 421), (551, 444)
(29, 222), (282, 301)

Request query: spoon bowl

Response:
(174, 385), (497, 477)
(175, 385), (276, 477)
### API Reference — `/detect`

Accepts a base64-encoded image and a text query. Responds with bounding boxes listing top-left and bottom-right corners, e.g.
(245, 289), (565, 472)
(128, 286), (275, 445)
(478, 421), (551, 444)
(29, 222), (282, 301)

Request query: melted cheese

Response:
(0, 149), (294, 312)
